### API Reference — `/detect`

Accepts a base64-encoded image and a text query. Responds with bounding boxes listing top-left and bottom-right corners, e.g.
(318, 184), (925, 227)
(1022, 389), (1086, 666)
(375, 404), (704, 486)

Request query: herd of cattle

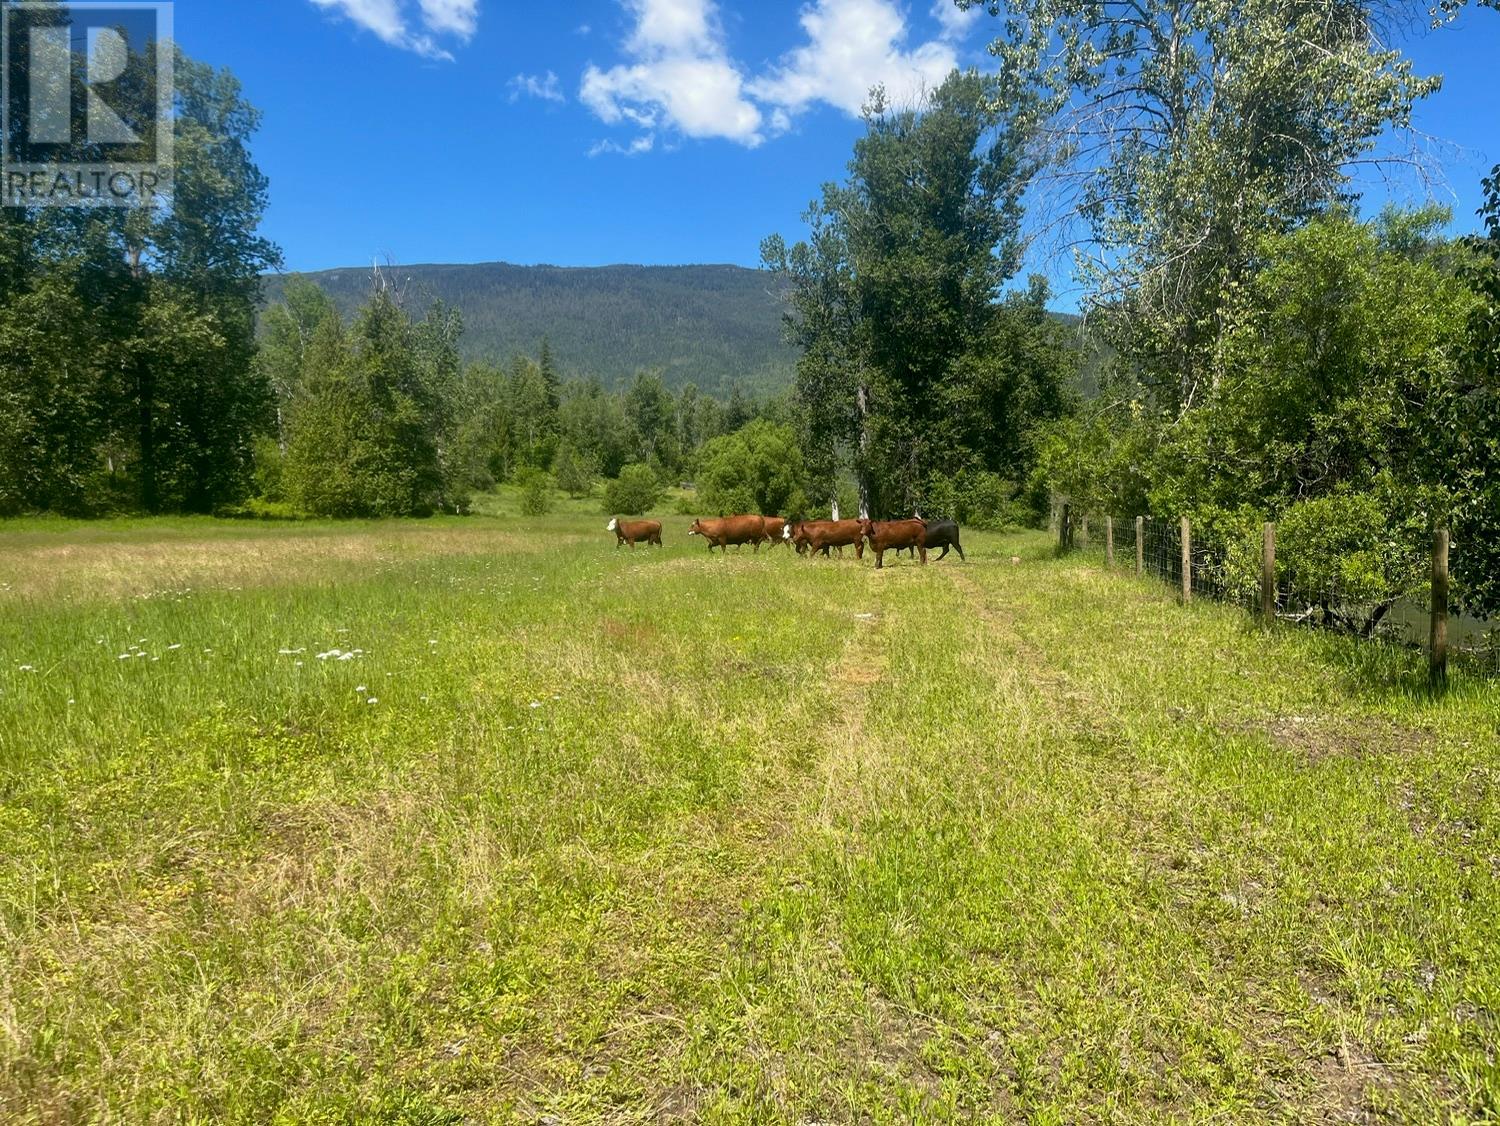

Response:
(606, 514), (965, 570)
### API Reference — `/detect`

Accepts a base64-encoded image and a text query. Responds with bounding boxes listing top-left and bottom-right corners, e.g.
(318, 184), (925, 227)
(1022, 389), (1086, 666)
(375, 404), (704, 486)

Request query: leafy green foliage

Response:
(1042, 211), (1479, 620)
(1453, 164), (1500, 618)
(552, 441), (597, 499)
(602, 464), (661, 516)
(515, 467), (554, 517)
(0, 48), (281, 515)
(1279, 492), (1429, 633)
(694, 421), (809, 517)
(282, 290), (467, 517)
(977, 0), (1443, 413)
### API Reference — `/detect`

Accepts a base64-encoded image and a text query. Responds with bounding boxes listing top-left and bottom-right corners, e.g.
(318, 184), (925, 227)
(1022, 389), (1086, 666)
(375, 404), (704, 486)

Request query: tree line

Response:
(255, 274), (797, 518)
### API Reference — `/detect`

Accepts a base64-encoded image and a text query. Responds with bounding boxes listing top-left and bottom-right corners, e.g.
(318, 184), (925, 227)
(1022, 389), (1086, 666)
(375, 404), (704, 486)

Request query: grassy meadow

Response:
(1, 493), (1498, 1123)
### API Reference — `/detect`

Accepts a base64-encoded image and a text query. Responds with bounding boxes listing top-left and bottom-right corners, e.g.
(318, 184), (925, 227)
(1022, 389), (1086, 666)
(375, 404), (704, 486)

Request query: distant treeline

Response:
(254, 276), (798, 518)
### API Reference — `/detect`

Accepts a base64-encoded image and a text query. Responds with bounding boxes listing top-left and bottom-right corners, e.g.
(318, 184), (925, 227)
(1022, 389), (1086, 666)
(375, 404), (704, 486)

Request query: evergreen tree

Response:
(539, 336), (562, 413)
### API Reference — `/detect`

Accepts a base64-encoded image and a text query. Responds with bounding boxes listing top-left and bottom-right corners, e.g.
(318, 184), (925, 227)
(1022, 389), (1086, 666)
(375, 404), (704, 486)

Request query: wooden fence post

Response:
(1105, 517), (1115, 568)
(1262, 522), (1277, 626)
(1181, 517), (1193, 604)
(1431, 529), (1450, 689)
(1135, 517), (1144, 577)
(1060, 503), (1072, 553)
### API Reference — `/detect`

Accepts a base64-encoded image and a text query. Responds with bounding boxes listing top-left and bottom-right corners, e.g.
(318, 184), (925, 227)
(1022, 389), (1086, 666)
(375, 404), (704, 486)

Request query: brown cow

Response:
(688, 515), (769, 553)
(607, 517), (662, 548)
(787, 519), (865, 560)
(760, 516), (789, 549)
(859, 518), (927, 570)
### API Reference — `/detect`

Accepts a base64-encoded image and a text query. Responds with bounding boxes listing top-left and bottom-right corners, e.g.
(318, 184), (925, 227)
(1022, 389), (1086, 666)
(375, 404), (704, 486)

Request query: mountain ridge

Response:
(262, 261), (799, 397)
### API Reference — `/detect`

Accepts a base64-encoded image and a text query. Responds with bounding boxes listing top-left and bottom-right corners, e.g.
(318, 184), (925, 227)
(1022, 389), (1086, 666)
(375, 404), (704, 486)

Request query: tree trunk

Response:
(855, 378), (872, 520)
(137, 359), (158, 514)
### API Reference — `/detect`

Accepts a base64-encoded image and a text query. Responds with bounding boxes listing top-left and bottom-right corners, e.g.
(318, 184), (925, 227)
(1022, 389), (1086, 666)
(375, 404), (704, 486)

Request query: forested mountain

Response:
(262, 263), (799, 396)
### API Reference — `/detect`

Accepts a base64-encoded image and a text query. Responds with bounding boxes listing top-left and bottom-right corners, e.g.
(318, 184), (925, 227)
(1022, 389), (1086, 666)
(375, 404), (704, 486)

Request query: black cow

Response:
(893, 519), (966, 562)
(922, 519), (965, 562)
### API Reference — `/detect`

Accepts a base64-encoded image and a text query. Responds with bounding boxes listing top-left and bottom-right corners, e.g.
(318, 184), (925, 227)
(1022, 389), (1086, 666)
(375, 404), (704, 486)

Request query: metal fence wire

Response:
(1070, 513), (1499, 678)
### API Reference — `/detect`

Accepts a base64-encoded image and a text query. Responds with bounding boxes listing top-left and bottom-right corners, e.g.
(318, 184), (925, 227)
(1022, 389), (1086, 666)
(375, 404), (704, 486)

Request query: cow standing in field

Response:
(921, 519), (964, 561)
(786, 520), (866, 559)
(860, 518), (927, 570)
(895, 519), (965, 561)
(607, 517), (663, 548)
(688, 515), (769, 553)
(760, 516), (790, 549)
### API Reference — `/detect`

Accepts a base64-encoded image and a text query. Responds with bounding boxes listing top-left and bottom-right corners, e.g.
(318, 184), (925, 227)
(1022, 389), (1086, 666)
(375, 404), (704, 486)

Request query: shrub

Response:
(695, 421), (807, 516)
(955, 472), (1032, 531)
(553, 441), (597, 499)
(516, 467), (554, 516)
(602, 464), (661, 516)
(1278, 490), (1427, 634)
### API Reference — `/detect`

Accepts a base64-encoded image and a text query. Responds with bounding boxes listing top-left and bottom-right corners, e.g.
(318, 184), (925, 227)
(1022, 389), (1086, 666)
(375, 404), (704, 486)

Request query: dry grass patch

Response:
(0, 524), (548, 601)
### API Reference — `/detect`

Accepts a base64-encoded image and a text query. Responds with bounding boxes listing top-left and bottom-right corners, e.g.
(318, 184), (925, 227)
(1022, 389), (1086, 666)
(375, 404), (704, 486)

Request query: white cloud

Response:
(309, 0), (478, 59)
(509, 71), (566, 103)
(419, 0), (479, 39)
(581, 0), (975, 153)
(931, 0), (983, 40)
(580, 0), (764, 147)
(750, 0), (960, 118)
(589, 135), (658, 157)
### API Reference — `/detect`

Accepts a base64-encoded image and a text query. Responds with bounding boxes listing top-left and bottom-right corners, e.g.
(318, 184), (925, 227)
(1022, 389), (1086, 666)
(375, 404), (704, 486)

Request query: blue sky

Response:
(173, 1), (1500, 308)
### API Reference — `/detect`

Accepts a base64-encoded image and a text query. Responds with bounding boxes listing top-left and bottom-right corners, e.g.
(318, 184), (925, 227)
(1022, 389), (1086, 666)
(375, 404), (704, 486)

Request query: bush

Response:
(553, 441), (597, 499)
(1278, 490), (1427, 634)
(953, 472), (1032, 531)
(1185, 504), (1264, 605)
(602, 463), (661, 516)
(695, 420), (807, 516)
(516, 467), (554, 516)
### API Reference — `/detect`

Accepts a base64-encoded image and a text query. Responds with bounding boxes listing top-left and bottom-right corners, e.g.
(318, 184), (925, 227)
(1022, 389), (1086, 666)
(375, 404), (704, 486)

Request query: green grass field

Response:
(2, 496), (1498, 1124)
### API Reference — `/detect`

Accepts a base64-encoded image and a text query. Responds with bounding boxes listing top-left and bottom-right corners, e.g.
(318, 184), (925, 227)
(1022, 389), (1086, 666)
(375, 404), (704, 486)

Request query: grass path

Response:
(1, 515), (1497, 1122)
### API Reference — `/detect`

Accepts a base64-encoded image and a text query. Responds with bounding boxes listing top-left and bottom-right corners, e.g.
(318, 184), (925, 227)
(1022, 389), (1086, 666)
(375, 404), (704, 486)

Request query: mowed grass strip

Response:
(1, 516), (1497, 1123)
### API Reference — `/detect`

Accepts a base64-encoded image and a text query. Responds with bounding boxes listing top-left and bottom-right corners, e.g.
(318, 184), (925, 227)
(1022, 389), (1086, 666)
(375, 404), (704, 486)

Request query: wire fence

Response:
(1061, 510), (1500, 681)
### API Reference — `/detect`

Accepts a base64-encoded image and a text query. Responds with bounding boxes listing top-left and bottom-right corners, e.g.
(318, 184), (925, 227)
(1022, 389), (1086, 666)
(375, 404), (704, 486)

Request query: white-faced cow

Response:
(607, 517), (662, 548)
